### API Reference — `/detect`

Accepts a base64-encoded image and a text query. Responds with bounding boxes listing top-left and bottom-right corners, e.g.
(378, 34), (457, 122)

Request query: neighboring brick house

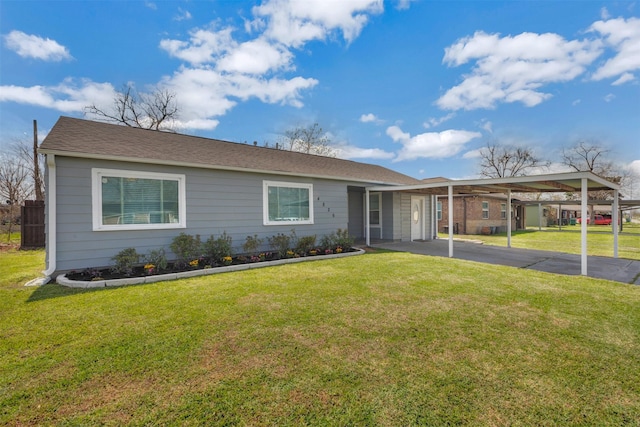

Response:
(436, 194), (523, 235)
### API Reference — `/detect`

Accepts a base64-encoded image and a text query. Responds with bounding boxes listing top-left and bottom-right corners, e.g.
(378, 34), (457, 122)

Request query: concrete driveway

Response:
(371, 239), (640, 285)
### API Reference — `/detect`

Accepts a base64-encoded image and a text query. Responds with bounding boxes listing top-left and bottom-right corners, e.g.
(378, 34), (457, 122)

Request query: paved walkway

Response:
(371, 239), (640, 285)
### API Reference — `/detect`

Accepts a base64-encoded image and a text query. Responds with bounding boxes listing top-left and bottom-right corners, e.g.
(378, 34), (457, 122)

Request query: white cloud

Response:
(612, 72), (635, 85)
(572, 99), (582, 106)
(604, 93), (616, 102)
(217, 38), (293, 74)
(0, 79), (115, 112)
(423, 112), (455, 129)
(174, 8), (192, 21)
(160, 27), (235, 65)
(462, 148), (482, 159)
(396, 0), (416, 10)
(436, 31), (602, 110)
(251, 0), (383, 48)
(3, 30), (72, 61)
(360, 113), (380, 123)
(335, 144), (395, 160)
(479, 120), (492, 133)
(590, 17), (640, 84)
(386, 125), (482, 161)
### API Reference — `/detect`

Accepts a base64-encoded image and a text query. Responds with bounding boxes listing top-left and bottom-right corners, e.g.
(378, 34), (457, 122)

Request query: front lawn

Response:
(1, 248), (639, 425)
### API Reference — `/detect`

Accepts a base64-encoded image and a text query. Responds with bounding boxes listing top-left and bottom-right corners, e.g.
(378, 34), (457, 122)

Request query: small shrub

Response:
(203, 232), (233, 263)
(111, 247), (141, 276)
(295, 235), (316, 255)
(319, 233), (338, 251)
(319, 229), (355, 252)
(268, 232), (293, 258)
(170, 233), (202, 262)
(146, 248), (168, 272)
(242, 234), (263, 254)
(335, 228), (355, 250)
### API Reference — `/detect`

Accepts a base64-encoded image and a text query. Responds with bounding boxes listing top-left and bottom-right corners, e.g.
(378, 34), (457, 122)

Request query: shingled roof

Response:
(40, 117), (420, 186)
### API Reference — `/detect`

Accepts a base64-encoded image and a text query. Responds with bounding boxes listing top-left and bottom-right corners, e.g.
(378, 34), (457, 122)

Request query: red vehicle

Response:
(577, 215), (612, 225)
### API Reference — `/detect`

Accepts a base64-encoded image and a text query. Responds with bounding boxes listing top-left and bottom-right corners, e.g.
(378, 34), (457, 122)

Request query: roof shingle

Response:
(40, 117), (420, 185)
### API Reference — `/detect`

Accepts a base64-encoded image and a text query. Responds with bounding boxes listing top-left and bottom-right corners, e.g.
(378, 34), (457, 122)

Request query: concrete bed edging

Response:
(56, 248), (366, 288)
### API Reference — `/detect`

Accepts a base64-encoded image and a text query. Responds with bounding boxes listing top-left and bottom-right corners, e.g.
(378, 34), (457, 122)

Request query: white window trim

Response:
(92, 168), (186, 231)
(263, 180), (314, 226)
(482, 201), (490, 220)
(500, 203), (507, 220)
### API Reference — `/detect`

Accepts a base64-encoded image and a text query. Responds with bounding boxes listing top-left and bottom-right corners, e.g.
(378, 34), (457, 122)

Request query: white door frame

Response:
(411, 195), (426, 241)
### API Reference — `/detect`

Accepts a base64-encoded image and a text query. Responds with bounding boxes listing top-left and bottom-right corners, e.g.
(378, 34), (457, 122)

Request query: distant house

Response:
(436, 192), (523, 235)
(39, 117), (432, 276)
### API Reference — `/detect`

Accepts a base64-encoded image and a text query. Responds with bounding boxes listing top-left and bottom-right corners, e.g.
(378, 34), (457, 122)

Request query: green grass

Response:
(1, 248), (639, 425)
(441, 222), (640, 261)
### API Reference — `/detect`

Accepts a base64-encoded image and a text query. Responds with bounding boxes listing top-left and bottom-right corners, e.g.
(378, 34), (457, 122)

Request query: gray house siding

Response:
(347, 186), (365, 240)
(51, 156), (354, 273)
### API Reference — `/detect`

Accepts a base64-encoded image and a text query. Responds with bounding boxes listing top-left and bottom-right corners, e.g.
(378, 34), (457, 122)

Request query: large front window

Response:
(92, 169), (186, 231)
(263, 181), (313, 225)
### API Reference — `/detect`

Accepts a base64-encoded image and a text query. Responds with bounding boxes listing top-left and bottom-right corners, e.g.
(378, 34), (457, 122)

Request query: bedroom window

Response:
(482, 201), (490, 219)
(263, 181), (313, 225)
(92, 169), (186, 231)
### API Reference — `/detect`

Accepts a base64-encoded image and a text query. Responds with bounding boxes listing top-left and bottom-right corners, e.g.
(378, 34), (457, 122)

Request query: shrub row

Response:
(109, 229), (355, 276)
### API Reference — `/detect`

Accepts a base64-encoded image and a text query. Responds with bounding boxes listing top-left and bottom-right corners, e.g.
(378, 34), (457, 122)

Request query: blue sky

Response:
(1, 0), (638, 183)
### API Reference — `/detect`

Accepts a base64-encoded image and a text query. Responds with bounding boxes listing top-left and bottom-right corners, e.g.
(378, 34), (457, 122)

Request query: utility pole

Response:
(33, 119), (43, 201)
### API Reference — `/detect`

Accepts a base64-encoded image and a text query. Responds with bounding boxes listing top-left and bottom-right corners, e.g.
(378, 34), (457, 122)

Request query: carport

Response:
(365, 171), (621, 276)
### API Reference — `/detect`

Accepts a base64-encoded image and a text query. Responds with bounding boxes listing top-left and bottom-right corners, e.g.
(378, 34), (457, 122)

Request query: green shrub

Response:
(146, 248), (168, 272)
(335, 228), (355, 250)
(268, 232), (293, 258)
(203, 232), (233, 263)
(319, 229), (355, 252)
(242, 234), (263, 255)
(111, 247), (141, 276)
(170, 233), (202, 262)
(295, 235), (316, 255)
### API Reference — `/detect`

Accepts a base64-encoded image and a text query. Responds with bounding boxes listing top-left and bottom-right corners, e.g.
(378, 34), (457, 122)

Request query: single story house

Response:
(436, 192), (524, 235)
(39, 117), (433, 276)
(39, 116), (622, 278)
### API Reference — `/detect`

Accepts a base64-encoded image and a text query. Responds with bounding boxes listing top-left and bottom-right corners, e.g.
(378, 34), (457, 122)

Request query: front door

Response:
(411, 196), (425, 241)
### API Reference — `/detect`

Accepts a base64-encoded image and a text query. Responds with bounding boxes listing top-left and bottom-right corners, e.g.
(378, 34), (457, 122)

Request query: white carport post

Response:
(580, 178), (588, 276)
(365, 188), (371, 246)
(507, 189), (512, 248)
(432, 195), (437, 239)
(538, 202), (543, 231)
(448, 184), (454, 257)
(613, 190), (619, 258)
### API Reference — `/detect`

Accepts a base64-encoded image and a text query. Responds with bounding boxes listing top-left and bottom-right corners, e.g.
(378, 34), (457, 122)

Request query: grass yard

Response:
(441, 222), (640, 261)
(1, 247), (639, 426)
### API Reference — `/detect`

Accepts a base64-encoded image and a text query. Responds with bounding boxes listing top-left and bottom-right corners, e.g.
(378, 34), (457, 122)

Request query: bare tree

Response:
(478, 142), (548, 178)
(84, 84), (179, 131)
(0, 153), (32, 239)
(276, 123), (337, 157)
(561, 141), (614, 176)
(561, 140), (623, 200)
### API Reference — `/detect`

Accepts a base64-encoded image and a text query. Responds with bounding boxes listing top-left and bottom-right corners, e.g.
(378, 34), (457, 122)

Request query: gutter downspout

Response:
(365, 188), (370, 246)
(43, 154), (56, 276)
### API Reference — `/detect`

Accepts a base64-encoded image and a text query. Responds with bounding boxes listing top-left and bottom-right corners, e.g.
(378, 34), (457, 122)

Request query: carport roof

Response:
(368, 171), (620, 195)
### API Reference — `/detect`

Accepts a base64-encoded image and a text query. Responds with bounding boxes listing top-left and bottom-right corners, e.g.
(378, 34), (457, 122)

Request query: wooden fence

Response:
(21, 200), (45, 249)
